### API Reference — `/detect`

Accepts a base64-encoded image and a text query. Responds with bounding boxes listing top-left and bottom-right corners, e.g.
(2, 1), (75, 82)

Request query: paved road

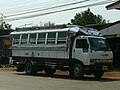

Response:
(0, 71), (120, 90)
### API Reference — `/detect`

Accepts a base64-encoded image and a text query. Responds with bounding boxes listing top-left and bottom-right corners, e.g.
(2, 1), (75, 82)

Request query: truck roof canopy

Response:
(11, 25), (101, 36)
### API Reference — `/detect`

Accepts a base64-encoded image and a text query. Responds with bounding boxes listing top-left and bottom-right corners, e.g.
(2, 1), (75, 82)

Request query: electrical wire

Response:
(0, 0), (69, 13)
(5, 0), (114, 22)
(0, 0), (40, 7)
(5, 0), (89, 17)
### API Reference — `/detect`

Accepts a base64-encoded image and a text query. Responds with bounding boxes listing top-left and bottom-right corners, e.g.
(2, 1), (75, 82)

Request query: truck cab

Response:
(71, 35), (113, 78)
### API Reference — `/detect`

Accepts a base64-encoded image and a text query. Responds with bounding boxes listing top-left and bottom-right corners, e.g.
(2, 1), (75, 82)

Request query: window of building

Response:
(29, 33), (36, 44)
(13, 34), (20, 44)
(47, 32), (56, 44)
(37, 33), (45, 44)
(21, 34), (28, 44)
(57, 32), (67, 44)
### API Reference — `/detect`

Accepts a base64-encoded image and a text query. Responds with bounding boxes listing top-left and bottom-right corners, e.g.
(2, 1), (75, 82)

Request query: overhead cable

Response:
(5, 0), (89, 17)
(0, 0), (39, 7)
(0, 0), (65, 13)
(5, 0), (113, 22)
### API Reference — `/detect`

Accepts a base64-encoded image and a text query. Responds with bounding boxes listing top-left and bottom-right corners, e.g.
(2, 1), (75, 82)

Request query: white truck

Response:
(10, 25), (113, 79)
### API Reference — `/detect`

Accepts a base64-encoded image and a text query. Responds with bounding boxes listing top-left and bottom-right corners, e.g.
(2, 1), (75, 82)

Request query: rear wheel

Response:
(70, 63), (84, 79)
(25, 62), (37, 75)
(17, 64), (25, 72)
(44, 67), (56, 75)
(93, 71), (104, 78)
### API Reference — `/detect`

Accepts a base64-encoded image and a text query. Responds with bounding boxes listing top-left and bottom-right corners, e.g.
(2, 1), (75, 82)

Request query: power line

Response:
(0, 0), (39, 7)
(0, 0), (66, 13)
(2, 0), (75, 14)
(5, 0), (113, 21)
(5, 0), (113, 22)
(1, 0), (104, 14)
(5, 0), (89, 17)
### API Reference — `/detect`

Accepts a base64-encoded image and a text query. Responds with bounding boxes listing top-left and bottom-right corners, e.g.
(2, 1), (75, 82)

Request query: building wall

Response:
(100, 23), (120, 67)
(100, 23), (120, 35)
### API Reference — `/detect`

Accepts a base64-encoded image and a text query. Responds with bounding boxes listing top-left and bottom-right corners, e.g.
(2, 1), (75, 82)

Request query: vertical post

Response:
(0, 13), (4, 24)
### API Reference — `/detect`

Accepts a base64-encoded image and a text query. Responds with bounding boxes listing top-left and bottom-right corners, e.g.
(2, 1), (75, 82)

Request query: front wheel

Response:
(70, 63), (84, 79)
(93, 71), (104, 78)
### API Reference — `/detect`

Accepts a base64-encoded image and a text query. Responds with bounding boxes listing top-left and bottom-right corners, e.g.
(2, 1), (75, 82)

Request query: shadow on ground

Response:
(15, 72), (120, 82)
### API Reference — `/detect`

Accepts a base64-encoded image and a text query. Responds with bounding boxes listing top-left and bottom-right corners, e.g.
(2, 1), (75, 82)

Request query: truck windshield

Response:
(89, 38), (110, 51)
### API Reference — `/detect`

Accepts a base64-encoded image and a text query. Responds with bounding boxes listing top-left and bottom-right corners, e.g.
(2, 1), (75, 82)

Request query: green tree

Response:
(0, 22), (12, 30)
(70, 8), (106, 26)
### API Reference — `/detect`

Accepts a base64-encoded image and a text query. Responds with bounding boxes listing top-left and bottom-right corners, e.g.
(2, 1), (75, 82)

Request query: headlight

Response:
(90, 59), (97, 64)
(108, 59), (113, 63)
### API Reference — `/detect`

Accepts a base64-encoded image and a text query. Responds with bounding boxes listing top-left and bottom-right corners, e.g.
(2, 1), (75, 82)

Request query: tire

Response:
(70, 63), (83, 79)
(44, 68), (56, 75)
(93, 71), (104, 78)
(25, 62), (37, 75)
(17, 64), (25, 72)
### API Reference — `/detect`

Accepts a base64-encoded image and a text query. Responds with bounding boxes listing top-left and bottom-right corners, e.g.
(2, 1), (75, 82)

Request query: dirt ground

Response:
(0, 66), (120, 79)
(103, 70), (120, 79)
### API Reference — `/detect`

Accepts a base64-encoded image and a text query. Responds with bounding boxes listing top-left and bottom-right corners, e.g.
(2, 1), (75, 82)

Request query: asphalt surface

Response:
(0, 71), (120, 90)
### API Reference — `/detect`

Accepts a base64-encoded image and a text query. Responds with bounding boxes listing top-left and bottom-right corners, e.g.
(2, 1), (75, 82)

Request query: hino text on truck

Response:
(10, 25), (113, 79)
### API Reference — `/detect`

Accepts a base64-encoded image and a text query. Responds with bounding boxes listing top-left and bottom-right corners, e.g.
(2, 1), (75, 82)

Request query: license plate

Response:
(102, 66), (108, 70)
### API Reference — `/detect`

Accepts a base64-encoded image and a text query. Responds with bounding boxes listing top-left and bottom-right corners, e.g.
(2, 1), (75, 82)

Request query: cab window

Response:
(76, 39), (88, 49)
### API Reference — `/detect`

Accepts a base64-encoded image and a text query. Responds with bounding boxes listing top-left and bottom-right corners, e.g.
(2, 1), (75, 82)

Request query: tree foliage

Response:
(0, 22), (12, 30)
(70, 8), (106, 26)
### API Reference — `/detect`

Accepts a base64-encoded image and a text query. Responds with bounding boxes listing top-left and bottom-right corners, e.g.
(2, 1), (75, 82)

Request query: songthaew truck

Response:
(10, 25), (113, 79)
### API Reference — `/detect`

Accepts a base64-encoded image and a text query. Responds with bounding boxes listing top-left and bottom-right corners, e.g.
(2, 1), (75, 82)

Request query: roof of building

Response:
(0, 30), (12, 36)
(106, 0), (120, 10)
(86, 21), (120, 30)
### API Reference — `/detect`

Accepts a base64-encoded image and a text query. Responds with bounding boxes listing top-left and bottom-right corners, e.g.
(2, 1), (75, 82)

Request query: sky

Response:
(0, 0), (119, 29)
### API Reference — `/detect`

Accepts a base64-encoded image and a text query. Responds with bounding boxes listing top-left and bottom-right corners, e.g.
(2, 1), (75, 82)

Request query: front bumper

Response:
(84, 63), (112, 71)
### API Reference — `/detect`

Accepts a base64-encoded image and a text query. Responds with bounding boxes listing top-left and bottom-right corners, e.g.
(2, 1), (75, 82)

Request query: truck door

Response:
(72, 39), (89, 65)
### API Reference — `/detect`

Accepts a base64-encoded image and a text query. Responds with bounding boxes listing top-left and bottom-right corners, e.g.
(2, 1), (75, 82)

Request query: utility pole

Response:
(0, 13), (4, 24)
